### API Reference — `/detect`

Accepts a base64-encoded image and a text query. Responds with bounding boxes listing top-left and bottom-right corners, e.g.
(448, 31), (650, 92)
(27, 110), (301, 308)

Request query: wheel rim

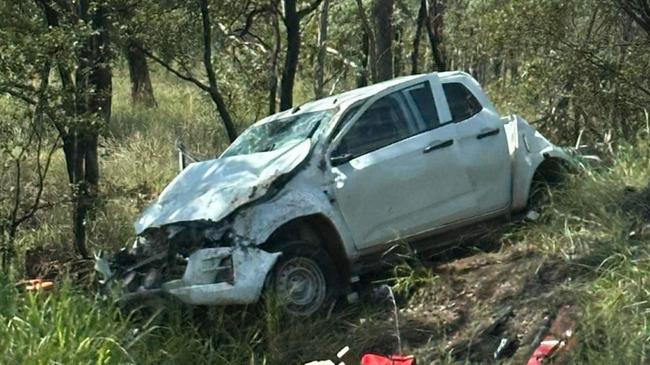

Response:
(274, 257), (326, 316)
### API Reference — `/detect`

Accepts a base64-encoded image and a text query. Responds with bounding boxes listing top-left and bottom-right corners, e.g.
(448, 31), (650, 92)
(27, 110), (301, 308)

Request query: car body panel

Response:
(453, 107), (512, 215)
(505, 115), (573, 211)
(331, 121), (478, 250)
(134, 139), (312, 235)
(161, 247), (281, 305)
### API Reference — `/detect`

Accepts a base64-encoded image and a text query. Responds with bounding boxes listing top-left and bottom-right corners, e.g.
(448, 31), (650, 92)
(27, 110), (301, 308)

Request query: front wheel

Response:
(267, 242), (339, 316)
(527, 180), (552, 212)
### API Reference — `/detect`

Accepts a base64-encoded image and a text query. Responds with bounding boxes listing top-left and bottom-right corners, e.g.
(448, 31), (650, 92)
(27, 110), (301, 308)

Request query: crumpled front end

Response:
(95, 224), (280, 306)
(162, 247), (280, 305)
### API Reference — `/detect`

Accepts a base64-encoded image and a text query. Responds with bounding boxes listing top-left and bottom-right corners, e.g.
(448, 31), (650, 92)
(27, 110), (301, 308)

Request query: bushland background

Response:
(1, 0), (650, 363)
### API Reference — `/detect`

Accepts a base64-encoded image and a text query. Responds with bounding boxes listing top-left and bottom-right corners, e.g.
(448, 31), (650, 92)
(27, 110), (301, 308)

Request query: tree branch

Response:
(138, 46), (210, 92)
(233, 6), (271, 37)
(298, 0), (323, 19)
(0, 86), (38, 105)
(14, 135), (61, 227)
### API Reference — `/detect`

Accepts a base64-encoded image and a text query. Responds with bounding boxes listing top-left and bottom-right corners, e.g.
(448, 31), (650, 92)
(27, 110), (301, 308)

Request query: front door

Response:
(329, 78), (477, 251)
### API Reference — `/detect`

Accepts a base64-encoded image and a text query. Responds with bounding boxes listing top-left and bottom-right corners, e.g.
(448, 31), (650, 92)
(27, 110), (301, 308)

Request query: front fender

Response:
(230, 188), (358, 260)
(507, 116), (574, 211)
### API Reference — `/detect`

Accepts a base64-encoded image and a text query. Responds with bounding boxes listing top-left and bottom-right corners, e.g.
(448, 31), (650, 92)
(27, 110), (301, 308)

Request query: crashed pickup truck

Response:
(96, 72), (574, 316)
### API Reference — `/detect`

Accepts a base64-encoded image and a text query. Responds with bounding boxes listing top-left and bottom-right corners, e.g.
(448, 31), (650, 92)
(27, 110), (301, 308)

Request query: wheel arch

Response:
(532, 155), (573, 185)
(512, 147), (575, 212)
(517, 154), (573, 210)
(261, 213), (351, 282)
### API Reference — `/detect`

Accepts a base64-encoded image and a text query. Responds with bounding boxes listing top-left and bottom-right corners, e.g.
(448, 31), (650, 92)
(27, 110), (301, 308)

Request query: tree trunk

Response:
(313, 0), (329, 99)
(425, 0), (446, 71)
(372, 0), (395, 82)
(269, 8), (281, 115)
(126, 38), (156, 107)
(411, 0), (427, 74)
(198, 0), (238, 142)
(280, 0), (300, 111)
(35, 0), (109, 258)
(71, 0), (112, 258)
(358, 33), (369, 87)
(355, 0), (375, 85)
(393, 24), (403, 76)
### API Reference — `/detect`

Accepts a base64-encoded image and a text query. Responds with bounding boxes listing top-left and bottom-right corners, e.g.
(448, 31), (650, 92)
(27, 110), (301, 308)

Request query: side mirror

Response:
(330, 153), (354, 166)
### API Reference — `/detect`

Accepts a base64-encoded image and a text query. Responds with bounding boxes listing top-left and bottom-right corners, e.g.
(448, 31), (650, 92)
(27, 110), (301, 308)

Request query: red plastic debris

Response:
(361, 353), (416, 365)
(526, 340), (563, 365)
(526, 305), (576, 365)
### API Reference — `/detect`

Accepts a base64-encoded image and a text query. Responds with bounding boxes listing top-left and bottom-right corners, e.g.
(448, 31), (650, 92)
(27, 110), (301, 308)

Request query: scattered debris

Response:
(494, 337), (518, 360)
(527, 339), (567, 365)
(525, 305), (576, 365)
(448, 305), (514, 358)
(361, 353), (416, 365)
(17, 278), (54, 292)
(525, 210), (541, 221)
(390, 247), (584, 363)
(304, 346), (359, 365)
(337, 346), (356, 364)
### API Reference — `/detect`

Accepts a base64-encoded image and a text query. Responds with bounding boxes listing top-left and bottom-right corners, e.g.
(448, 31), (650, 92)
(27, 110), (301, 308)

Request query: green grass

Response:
(0, 275), (404, 364)
(510, 140), (650, 364)
(0, 278), (132, 364)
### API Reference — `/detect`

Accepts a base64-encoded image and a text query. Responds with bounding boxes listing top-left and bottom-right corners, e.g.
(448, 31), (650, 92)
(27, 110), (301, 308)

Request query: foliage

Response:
(446, 0), (650, 143)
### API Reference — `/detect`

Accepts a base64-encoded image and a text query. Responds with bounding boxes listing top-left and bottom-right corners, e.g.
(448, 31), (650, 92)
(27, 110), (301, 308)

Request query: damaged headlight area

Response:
(95, 223), (281, 306)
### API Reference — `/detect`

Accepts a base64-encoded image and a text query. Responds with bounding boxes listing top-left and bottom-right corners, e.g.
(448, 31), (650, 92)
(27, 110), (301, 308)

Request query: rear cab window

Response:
(402, 82), (440, 130)
(442, 82), (483, 123)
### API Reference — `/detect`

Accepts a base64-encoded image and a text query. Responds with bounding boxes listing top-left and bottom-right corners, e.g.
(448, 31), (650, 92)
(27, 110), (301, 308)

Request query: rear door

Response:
(328, 76), (478, 251)
(442, 81), (512, 215)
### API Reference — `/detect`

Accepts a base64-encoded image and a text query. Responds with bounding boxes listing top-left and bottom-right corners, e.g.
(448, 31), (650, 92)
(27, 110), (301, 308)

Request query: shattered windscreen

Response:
(221, 110), (333, 157)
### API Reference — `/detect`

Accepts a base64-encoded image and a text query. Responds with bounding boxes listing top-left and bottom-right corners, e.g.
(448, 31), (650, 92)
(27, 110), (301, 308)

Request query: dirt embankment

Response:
(362, 246), (585, 364)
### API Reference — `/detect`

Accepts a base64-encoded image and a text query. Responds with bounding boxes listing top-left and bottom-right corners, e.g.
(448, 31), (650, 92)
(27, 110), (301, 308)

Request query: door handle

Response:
(423, 139), (453, 153)
(476, 128), (500, 139)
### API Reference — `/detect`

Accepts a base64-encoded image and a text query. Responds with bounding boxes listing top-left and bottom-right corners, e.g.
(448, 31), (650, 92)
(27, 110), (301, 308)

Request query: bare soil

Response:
(357, 244), (584, 364)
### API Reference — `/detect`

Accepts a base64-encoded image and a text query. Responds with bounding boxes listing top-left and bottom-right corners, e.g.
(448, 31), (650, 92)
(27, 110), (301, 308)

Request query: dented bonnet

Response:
(134, 139), (312, 234)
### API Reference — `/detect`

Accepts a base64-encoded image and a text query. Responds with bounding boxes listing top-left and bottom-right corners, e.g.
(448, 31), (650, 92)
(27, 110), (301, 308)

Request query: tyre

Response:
(266, 241), (339, 316)
(528, 159), (571, 212)
(527, 179), (552, 212)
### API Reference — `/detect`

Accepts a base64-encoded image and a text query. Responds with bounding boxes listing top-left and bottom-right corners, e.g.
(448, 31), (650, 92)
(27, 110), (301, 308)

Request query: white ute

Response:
(96, 72), (574, 315)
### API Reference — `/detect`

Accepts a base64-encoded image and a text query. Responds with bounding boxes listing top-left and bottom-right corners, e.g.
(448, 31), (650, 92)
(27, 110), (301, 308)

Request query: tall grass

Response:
(509, 140), (650, 364)
(0, 274), (405, 364)
(0, 277), (132, 364)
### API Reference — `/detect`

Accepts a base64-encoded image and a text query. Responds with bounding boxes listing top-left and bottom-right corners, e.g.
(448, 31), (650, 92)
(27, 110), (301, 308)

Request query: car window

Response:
(330, 103), (362, 141)
(442, 82), (483, 123)
(221, 110), (333, 157)
(405, 82), (439, 129)
(335, 93), (414, 158)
